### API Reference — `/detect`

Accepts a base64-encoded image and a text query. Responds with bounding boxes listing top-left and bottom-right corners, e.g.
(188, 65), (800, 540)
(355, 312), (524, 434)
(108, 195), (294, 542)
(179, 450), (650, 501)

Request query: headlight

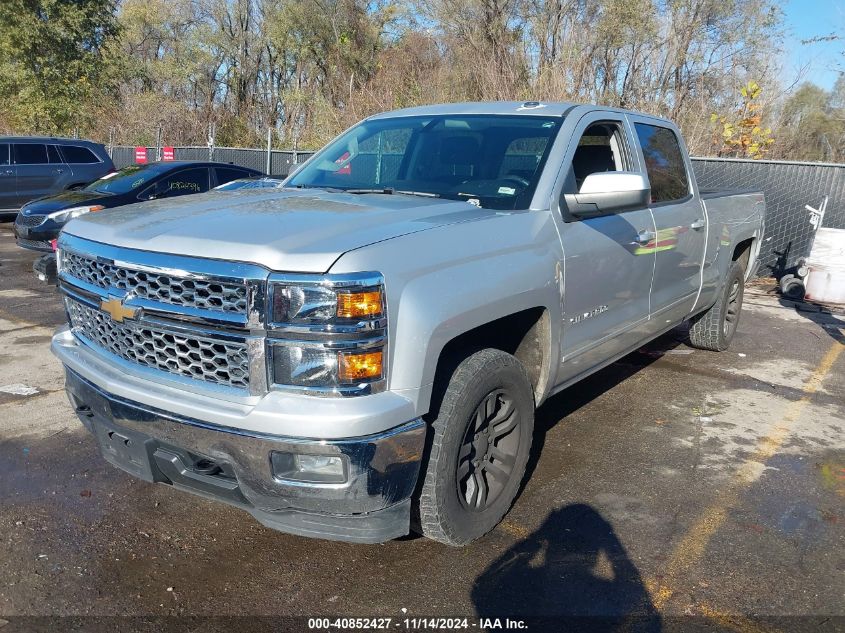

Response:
(47, 205), (105, 223)
(267, 273), (387, 394)
(269, 274), (385, 325)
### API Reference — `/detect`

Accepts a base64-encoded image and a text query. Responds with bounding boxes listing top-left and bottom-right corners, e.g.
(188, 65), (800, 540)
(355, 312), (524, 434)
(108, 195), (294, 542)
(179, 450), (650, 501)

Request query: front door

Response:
(554, 113), (657, 384)
(630, 119), (706, 324)
(139, 167), (211, 201)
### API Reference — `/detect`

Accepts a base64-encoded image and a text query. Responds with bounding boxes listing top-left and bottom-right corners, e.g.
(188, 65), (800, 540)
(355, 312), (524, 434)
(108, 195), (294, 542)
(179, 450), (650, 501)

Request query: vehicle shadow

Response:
(471, 504), (661, 631)
(523, 330), (686, 492)
(776, 296), (845, 344)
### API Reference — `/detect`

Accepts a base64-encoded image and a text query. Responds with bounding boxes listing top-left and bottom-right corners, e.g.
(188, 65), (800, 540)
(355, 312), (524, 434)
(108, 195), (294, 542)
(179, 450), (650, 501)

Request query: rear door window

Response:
(634, 123), (689, 203)
(47, 145), (63, 164)
(61, 145), (100, 164)
(215, 167), (249, 186)
(13, 144), (48, 165)
(0, 144), (8, 165)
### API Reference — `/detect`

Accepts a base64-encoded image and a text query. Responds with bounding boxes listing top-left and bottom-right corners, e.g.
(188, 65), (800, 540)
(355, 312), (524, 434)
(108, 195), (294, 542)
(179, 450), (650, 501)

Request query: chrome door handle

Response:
(632, 230), (655, 246)
(690, 218), (705, 230)
(54, 168), (64, 173)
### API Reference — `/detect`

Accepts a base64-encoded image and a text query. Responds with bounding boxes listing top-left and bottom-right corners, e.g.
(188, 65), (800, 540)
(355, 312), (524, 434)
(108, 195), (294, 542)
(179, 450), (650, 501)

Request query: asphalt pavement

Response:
(0, 221), (843, 633)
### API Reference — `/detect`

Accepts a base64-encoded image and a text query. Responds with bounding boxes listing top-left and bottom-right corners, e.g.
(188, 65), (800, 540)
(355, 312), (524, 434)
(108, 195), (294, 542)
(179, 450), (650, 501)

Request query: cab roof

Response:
(366, 101), (678, 128)
(367, 101), (577, 120)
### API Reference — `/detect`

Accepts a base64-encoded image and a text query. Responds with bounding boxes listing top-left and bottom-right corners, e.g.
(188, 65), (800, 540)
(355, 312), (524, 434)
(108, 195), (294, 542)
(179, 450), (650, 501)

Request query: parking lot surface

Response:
(0, 222), (843, 632)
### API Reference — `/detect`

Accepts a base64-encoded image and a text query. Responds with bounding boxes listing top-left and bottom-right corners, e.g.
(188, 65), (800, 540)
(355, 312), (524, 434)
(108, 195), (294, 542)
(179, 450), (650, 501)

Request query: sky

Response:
(782, 0), (844, 91)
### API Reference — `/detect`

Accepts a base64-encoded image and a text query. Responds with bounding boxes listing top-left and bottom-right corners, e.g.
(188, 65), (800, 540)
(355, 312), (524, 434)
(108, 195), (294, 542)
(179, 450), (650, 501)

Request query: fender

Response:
(330, 209), (564, 416)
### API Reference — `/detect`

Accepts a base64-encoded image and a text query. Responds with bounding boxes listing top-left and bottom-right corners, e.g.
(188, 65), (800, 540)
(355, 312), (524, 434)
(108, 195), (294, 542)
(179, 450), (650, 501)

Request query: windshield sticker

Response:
(498, 186), (516, 195)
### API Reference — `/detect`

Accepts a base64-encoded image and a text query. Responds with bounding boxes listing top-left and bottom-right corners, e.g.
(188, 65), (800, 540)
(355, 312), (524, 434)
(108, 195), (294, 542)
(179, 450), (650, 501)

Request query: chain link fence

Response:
(109, 146), (843, 278)
(691, 158), (844, 277)
(111, 145), (313, 177)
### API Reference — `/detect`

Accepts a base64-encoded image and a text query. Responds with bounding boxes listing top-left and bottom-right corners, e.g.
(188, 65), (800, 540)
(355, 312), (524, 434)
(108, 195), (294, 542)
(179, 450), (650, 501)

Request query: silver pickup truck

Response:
(52, 102), (764, 545)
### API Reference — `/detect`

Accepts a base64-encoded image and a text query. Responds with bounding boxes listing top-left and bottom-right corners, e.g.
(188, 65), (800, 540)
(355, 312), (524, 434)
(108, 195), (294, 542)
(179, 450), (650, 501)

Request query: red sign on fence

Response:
(162, 146), (175, 161)
(134, 146), (147, 164)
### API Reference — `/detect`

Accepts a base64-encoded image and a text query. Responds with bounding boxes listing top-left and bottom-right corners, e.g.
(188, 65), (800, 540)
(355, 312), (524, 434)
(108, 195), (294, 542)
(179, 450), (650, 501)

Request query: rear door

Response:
(59, 143), (109, 185)
(13, 143), (65, 203)
(629, 118), (706, 324)
(554, 111), (657, 383)
(0, 143), (16, 211)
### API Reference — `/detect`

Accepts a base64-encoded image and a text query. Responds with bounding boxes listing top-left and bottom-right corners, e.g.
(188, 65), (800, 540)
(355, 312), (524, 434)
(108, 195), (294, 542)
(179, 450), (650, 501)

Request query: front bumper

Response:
(13, 218), (58, 252)
(64, 368), (427, 544)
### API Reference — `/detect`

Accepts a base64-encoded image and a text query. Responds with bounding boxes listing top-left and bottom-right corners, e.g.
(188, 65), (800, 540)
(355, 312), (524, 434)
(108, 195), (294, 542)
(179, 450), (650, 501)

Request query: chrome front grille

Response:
(62, 250), (248, 315)
(66, 298), (250, 389)
(16, 214), (46, 228)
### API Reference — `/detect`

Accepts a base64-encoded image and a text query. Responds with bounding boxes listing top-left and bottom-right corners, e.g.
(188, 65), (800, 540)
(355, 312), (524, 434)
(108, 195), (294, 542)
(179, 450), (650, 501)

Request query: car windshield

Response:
(84, 164), (157, 194)
(215, 177), (285, 191)
(287, 114), (562, 210)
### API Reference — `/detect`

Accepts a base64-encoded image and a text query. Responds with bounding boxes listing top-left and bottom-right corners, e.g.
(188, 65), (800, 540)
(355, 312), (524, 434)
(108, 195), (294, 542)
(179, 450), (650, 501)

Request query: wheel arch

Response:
(424, 307), (552, 420)
(732, 236), (757, 279)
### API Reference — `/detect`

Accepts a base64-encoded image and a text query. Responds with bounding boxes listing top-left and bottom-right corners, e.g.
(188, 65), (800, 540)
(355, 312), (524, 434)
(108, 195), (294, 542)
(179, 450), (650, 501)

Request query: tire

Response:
(689, 261), (745, 351)
(780, 274), (805, 300)
(416, 348), (535, 546)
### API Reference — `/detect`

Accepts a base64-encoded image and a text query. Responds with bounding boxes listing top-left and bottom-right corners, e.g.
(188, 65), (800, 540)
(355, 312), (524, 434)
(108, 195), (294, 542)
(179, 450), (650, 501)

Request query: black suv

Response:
(14, 161), (262, 252)
(0, 137), (114, 218)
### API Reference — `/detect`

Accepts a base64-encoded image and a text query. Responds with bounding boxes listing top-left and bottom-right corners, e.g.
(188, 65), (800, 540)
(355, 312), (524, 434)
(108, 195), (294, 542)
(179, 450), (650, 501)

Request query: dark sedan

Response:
(14, 161), (262, 252)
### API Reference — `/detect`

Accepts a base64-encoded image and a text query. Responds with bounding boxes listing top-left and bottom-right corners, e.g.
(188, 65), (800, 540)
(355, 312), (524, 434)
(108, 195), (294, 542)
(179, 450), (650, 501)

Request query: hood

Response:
(22, 190), (112, 215)
(62, 188), (496, 272)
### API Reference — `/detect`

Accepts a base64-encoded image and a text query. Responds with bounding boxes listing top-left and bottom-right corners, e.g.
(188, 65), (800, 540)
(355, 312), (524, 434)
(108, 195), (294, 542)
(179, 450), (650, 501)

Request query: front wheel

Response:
(689, 261), (745, 351)
(416, 348), (535, 546)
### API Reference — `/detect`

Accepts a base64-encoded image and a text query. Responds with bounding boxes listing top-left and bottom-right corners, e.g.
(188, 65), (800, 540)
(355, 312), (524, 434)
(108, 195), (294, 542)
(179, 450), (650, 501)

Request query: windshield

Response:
(287, 114), (562, 210)
(84, 164), (157, 194)
(215, 177), (285, 191)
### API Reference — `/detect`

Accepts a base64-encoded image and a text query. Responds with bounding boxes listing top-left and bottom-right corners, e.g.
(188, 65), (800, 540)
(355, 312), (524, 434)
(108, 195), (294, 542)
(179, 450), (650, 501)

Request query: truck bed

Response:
(699, 189), (761, 200)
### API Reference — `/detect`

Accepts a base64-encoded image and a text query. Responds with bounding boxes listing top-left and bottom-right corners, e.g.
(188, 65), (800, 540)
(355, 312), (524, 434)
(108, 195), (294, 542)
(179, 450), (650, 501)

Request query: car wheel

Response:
(416, 348), (534, 546)
(689, 261), (745, 351)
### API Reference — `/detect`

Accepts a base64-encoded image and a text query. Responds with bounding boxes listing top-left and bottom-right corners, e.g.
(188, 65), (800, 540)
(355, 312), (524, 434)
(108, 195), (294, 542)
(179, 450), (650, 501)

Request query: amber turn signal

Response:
(337, 350), (384, 382)
(336, 290), (382, 319)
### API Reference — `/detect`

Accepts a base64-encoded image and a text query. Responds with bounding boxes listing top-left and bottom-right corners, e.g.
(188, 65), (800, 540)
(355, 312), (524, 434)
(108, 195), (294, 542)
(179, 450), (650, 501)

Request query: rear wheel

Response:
(416, 348), (534, 546)
(689, 261), (745, 351)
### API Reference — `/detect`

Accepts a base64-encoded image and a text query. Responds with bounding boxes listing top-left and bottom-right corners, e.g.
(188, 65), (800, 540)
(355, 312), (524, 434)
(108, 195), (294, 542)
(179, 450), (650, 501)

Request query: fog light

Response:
(270, 451), (347, 484)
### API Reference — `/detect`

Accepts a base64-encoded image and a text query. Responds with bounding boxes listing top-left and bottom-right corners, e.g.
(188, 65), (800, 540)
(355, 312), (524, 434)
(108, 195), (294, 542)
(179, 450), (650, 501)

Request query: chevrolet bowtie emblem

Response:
(100, 296), (138, 323)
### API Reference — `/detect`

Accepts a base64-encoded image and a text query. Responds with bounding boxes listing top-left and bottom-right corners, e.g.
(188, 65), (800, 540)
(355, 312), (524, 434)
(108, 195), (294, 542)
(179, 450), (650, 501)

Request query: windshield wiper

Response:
(344, 188), (440, 198)
(291, 184), (346, 193)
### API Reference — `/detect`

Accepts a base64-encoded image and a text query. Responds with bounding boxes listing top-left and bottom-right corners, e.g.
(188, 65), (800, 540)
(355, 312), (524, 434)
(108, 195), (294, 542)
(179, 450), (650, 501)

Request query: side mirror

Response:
(562, 172), (650, 218)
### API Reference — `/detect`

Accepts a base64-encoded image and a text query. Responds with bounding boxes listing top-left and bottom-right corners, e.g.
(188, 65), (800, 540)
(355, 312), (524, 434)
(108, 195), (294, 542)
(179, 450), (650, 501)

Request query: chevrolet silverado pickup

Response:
(51, 102), (765, 545)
